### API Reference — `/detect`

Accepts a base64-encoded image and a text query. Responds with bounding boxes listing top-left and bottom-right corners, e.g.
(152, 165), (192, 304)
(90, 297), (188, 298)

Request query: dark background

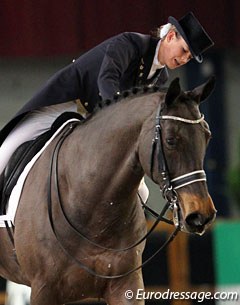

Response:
(0, 0), (239, 57)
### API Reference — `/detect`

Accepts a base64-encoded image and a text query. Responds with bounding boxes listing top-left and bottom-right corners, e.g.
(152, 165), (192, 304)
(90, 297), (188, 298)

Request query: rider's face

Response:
(158, 30), (193, 69)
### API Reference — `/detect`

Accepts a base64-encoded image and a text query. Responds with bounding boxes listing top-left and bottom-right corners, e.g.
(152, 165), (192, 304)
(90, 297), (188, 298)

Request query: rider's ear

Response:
(165, 77), (181, 106)
(166, 30), (175, 42)
(190, 76), (216, 103)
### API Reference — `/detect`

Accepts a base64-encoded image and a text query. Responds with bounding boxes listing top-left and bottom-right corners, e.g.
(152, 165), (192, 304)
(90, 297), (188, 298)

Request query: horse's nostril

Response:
(186, 213), (206, 227)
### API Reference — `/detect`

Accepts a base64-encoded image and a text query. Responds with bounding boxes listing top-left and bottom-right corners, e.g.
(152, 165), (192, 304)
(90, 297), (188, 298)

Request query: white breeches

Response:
(5, 281), (31, 305)
(0, 102), (77, 175)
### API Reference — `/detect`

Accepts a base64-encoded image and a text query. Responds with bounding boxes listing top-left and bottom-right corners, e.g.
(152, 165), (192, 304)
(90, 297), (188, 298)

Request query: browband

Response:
(160, 114), (204, 124)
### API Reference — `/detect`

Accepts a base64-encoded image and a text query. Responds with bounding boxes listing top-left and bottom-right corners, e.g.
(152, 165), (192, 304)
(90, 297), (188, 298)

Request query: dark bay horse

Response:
(0, 78), (216, 304)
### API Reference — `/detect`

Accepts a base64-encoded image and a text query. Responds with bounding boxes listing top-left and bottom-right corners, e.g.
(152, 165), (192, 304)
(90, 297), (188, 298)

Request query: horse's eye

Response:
(166, 137), (177, 146)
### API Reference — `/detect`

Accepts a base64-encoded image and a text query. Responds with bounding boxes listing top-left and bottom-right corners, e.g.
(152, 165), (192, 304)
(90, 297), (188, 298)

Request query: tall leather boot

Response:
(0, 173), (5, 215)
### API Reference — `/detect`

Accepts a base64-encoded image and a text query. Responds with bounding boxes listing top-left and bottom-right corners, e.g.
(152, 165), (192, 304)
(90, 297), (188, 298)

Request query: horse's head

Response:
(140, 77), (217, 235)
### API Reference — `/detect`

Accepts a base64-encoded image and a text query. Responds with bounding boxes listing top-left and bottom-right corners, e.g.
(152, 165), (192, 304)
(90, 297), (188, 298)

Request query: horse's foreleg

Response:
(104, 271), (145, 305)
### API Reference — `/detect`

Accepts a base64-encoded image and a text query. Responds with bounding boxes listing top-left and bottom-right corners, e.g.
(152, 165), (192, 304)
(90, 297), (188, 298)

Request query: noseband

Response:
(150, 105), (206, 228)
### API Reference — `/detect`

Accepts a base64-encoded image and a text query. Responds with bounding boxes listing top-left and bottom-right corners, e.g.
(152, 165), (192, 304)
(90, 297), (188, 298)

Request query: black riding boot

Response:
(0, 173), (5, 215)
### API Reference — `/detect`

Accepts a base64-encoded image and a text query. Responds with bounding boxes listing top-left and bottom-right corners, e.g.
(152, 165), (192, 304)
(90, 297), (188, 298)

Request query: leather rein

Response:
(47, 105), (206, 279)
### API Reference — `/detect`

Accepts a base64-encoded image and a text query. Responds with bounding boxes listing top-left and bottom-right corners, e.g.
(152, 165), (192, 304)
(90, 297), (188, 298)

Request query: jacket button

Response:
(84, 102), (88, 106)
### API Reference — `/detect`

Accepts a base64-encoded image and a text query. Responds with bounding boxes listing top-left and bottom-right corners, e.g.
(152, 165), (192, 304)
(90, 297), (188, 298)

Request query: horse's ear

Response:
(165, 77), (181, 106)
(190, 76), (216, 104)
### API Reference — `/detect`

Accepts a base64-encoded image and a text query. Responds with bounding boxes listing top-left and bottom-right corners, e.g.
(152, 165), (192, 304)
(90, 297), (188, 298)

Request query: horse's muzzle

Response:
(184, 210), (216, 235)
(176, 193), (217, 235)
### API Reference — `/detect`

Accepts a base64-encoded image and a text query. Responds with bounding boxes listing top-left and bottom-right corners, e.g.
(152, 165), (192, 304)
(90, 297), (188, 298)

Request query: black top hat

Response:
(168, 12), (214, 63)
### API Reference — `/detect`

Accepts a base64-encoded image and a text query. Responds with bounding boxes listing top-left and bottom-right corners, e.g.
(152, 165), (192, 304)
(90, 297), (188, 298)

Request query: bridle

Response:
(47, 104), (207, 279)
(149, 104), (206, 229)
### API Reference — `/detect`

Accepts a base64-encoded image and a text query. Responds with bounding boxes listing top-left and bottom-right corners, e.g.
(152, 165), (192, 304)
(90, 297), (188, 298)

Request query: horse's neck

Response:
(64, 95), (158, 202)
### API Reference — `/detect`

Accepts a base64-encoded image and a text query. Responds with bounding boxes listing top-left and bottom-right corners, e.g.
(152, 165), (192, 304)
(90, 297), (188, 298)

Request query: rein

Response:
(47, 123), (179, 279)
(47, 105), (206, 279)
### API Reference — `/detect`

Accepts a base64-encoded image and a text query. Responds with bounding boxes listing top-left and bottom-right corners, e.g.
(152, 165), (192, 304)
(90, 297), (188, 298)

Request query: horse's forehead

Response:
(162, 101), (210, 135)
(165, 99), (200, 117)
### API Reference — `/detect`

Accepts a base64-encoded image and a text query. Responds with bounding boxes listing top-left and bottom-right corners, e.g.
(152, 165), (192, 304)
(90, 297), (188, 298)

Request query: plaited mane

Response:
(93, 85), (167, 113)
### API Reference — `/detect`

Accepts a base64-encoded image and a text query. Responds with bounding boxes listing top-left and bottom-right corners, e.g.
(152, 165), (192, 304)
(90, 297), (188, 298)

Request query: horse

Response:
(0, 77), (216, 305)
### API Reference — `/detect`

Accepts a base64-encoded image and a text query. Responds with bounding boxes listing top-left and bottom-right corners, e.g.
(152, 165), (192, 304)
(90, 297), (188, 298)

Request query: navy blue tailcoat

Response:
(0, 32), (168, 145)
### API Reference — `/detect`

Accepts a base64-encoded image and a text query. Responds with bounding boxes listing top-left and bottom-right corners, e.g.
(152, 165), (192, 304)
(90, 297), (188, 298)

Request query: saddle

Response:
(0, 112), (83, 215)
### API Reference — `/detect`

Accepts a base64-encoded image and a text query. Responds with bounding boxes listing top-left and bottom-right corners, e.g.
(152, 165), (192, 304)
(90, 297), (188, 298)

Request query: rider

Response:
(0, 11), (214, 178)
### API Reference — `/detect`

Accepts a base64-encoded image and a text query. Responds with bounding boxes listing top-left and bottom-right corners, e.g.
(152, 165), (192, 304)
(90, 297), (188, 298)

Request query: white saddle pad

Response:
(0, 119), (80, 227)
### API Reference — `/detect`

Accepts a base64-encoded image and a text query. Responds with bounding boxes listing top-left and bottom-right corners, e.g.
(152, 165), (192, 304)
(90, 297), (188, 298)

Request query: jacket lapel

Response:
(145, 69), (162, 87)
(136, 37), (159, 86)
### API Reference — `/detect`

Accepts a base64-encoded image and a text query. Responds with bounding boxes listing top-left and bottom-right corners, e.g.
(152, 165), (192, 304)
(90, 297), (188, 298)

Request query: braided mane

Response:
(93, 85), (167, 113)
